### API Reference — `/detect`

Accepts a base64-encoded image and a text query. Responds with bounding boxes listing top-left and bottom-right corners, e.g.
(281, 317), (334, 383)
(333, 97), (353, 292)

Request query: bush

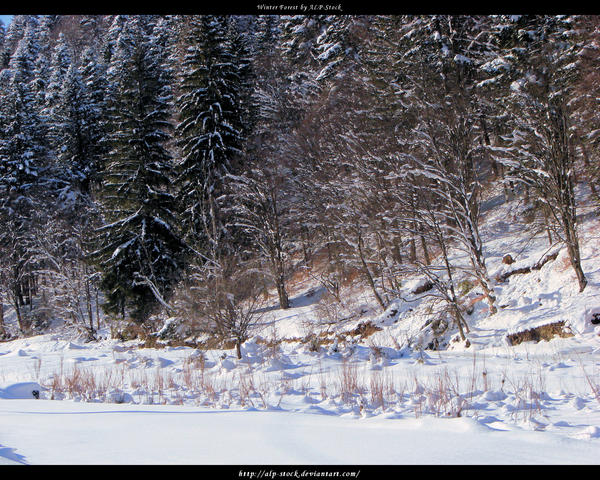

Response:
(457, 279), (475, 297)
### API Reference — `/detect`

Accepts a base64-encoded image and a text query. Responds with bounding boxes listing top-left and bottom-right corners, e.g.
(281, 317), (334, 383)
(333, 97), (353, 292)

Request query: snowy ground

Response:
(1, 187), (600, 465)
(1, 399), (599, 465)
(1, 331), (599, 464)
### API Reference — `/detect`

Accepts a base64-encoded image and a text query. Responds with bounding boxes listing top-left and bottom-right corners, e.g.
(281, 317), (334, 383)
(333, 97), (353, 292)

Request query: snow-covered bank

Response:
(0, 399), (598, 465)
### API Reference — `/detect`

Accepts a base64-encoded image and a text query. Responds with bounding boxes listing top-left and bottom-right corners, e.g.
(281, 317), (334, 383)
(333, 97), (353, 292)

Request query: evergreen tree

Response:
(79, 46), (108, 189)
(227, 16), (256, 141)
(2, 15), (27, 67)
(7, 21), (39, 87)
(0, 19), (5, 69)
(278, 15), (322, 113)
(102, 15), (128, 68)
(255, 15), (279, 57)
(93, 16), (185, 324)
(0, 30), (54, 332)
(0, 33), (51, 190)
(174, 15), (244, 258)
(31, 15), (54, 109)
(51, 63), (98, 194)
(313, 15), (368, 83)
(44, 33), (73, 119)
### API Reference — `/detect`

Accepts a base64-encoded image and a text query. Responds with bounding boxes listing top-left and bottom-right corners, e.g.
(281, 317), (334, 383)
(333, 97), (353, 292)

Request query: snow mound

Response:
(573, 425), (600, 440)
(0, 382), (42, 399)
(263, 355), (296, 372)
(156, 357), (174, 368)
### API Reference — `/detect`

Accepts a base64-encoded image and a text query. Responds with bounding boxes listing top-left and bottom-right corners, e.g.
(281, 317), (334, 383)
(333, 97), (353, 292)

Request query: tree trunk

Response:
(504, 179), (515, 202)
(439, 237), (469, 339)
(468, 247), (497, 315)
(409, 236), (417, 263)
(12, 290), (25, 333)
(577, 131), (600, 202)
(569, 250), (587, 293)
(0, 292), (5, 336)
(480, 115), (499, 179)
(86, 276), (95, 338)
(235, 339), (242, 360)
(564, 221), (587, 292)
(357, 230), (386, 310)
(452, 304), (467, 341)
(558, 140), (587, 293)
(392, 238), (403, 265)
(96, 288), (101, 332)
(300, 226), (312, 267)
(276, 279), (289, 309)
(420, 233), (431, 265)
(546, 224), (553, 247)
(478, 278), (497, 315)
(271, 251), (289, 309)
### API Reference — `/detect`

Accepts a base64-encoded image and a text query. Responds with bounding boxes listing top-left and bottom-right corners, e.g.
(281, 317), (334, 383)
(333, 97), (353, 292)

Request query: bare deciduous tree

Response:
(180, 253), (267, 359)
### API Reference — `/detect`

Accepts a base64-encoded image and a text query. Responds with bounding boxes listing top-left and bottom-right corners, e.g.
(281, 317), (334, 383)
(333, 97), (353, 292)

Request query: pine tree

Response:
(31, 15), (54, 109)
(0, 19), (5, 69)
(227, 16), (256, 141)
(102, 15), (128, 68)
(313, 15), (368, 83)
(2, 15), (27, 67)
(279, 14), (322, 75)
(0, 30), (54, 333)
(78, 46), (108, 190)
(44, 33), (72, 120)
(278, 15), (322, 115)
(93, 16), (185, 324)
(51, 63), (97, 194)
(7, 20), (39, 86)
(174, 15), (244, 258)
(0, 32), (51, 190)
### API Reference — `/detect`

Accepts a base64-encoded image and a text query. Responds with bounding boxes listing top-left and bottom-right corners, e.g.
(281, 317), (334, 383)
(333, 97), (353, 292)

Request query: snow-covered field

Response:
(1, 399), (599, 465)
(1, 188), (600, 465)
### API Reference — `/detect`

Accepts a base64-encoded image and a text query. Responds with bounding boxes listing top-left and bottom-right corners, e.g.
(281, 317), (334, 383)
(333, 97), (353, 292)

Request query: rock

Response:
(502, 254), (515, 265)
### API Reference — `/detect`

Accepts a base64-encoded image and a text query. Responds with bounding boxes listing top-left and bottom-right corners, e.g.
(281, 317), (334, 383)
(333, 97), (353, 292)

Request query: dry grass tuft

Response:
(506, 321), (574, 346)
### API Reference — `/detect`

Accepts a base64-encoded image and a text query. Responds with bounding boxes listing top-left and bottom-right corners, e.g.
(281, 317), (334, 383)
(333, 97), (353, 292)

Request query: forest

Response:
(0, 14), (598, 357)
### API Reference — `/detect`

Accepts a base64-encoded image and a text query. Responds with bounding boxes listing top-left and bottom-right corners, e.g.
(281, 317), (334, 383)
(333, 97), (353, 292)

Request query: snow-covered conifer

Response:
(174, 15), (244, 256)
(92, 16), (185, 324)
